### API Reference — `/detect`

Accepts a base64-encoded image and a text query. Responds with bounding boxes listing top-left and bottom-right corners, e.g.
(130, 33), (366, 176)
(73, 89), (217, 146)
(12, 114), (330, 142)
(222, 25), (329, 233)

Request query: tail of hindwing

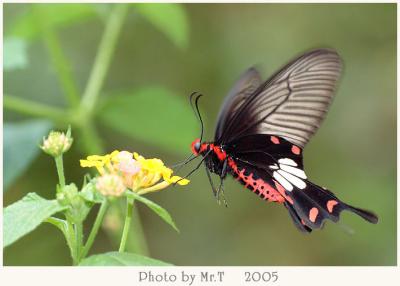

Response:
(282, 181), (378, 232)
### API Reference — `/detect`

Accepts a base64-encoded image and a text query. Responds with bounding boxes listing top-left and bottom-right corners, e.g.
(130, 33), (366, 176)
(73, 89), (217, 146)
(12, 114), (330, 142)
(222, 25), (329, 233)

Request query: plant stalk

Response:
(4, 95), (69, 123)
(76, 4), (150, 256)
(66, 220), (78, 265)
(118, 197), (135, 253)
(54, 155), (66, 188)
(130, 206), (150, 255)
(74, 223), (83, 265)
(80, 199), (109, 259)
(80, 4), (129, 115)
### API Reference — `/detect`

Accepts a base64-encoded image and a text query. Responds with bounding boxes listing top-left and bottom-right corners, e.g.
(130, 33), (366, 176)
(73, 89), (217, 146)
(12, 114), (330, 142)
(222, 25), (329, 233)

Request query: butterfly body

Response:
(189, 49), (378, 232)
(192, 135), (302, 203)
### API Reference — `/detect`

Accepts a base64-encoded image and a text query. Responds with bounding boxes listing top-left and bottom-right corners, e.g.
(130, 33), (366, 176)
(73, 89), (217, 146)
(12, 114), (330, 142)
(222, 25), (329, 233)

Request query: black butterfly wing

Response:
(210, 49), (377, 232)
(215, 67), (262, 140)
(228, 149), (312, 232)
(226, 133), (304, 168)
(215, 49), (342, 148)
(228, 134), (378, 232)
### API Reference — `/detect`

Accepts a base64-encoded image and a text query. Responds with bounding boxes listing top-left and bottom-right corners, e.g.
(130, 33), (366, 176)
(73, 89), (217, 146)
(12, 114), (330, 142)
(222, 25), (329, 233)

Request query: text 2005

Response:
(244, 271), (278, 283)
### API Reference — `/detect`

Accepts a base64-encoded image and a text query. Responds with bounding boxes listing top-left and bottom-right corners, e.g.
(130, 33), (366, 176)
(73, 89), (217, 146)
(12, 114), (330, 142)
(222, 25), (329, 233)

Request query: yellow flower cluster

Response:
(80, 150), (189, 197)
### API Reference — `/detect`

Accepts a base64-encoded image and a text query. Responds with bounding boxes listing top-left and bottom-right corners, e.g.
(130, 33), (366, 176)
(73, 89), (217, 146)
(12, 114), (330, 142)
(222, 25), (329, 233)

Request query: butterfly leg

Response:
(217, 178), (228, 207)
(204, 164), (217, 197)
(173, 149), (213, 186)
(216, 159), (228, 207)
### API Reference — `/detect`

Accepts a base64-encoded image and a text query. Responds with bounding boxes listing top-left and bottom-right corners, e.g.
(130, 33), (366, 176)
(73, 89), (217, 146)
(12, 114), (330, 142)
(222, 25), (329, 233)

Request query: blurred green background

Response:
(3, 3), (396, 266)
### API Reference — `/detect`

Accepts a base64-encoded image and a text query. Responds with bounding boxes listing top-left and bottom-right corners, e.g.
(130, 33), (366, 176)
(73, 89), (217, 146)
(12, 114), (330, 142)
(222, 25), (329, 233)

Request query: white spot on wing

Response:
(279, 164), (307, 179)
(277, 170), (306, 189)
(278, 158), (297, 166)
(273, 171), (293, 191)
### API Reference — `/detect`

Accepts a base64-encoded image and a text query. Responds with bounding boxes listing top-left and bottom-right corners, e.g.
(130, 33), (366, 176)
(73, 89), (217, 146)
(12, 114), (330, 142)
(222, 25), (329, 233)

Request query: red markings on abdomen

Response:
(228, 157), (284, 203)
(200, 143), (208, 153)
(213, 145), (226, 161)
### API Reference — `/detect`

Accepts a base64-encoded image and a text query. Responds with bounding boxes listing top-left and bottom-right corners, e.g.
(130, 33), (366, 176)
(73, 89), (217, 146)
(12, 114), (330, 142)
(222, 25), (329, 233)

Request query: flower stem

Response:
(54, 155), (66, 188)
(3, 95), (69, 123)
(80, 4), (129, 115)
(80, 199), (109, 259)
(74, 222), (83, 265)
(73, 3), (150, 256)
(67, 220), (78, 265)
(130, 207), (150, 255)
(119, 197), (135, 253)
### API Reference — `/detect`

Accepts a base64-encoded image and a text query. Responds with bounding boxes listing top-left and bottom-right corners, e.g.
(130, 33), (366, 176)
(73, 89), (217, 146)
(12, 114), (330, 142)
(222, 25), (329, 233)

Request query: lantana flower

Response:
(96, 174), (126, 197)
(80, 150), (189, 196)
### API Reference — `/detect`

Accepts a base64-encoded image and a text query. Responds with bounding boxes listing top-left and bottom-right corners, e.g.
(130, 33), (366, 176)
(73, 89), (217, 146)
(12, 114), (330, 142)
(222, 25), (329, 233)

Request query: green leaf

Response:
(4, 193), (67, 247)
(44, 217), (74, 255)
(98, 87), (197, 154)
(9, 4), (97, 40)
(127, 191), (179, 232)
(45, 217), (70, 238)
(79, 251), (172, 266)
(3, 37), (29, 71)
(4, 120), (53, 191)
(134, 3), (189, 49)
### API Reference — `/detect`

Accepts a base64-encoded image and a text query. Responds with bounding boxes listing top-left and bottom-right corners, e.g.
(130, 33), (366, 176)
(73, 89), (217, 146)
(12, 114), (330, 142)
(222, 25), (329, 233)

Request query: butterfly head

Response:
(191, 138), (201, 156)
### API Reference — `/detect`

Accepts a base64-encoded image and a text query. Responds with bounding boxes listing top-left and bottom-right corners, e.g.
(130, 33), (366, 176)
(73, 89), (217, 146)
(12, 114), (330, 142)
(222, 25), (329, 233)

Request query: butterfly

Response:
(187, 49), (378, 232)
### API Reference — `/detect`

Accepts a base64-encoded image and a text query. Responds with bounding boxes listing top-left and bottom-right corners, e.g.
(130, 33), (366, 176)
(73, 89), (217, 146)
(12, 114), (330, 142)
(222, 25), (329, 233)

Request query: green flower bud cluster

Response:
(41, 129), (73, 157)
(57, 183), (91, 224)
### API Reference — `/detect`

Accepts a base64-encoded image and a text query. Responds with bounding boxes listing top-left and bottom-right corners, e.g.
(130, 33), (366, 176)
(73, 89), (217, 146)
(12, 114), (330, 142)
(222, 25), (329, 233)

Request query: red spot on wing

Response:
(274, 181), (294, 205)
(301, 219), (306, 226)
(327, 200), (338, 213)
(271, 136), (280, 144)
(291, 145), (301, 155)
(309, 207), (319, 223)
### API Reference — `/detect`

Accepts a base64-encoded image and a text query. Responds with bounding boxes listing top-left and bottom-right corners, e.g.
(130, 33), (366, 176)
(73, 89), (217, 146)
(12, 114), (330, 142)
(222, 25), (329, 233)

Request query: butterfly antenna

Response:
(169, 92), (203, 171)
(189, 91), (205, 141)
(194, 93), (205, 143)
(189, 91), (201, 124)
(189, 91), (199, 110)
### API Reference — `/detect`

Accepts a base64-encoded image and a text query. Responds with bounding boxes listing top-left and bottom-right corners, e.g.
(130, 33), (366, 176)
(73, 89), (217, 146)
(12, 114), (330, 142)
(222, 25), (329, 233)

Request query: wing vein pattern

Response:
(215, 49), (342, 148)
